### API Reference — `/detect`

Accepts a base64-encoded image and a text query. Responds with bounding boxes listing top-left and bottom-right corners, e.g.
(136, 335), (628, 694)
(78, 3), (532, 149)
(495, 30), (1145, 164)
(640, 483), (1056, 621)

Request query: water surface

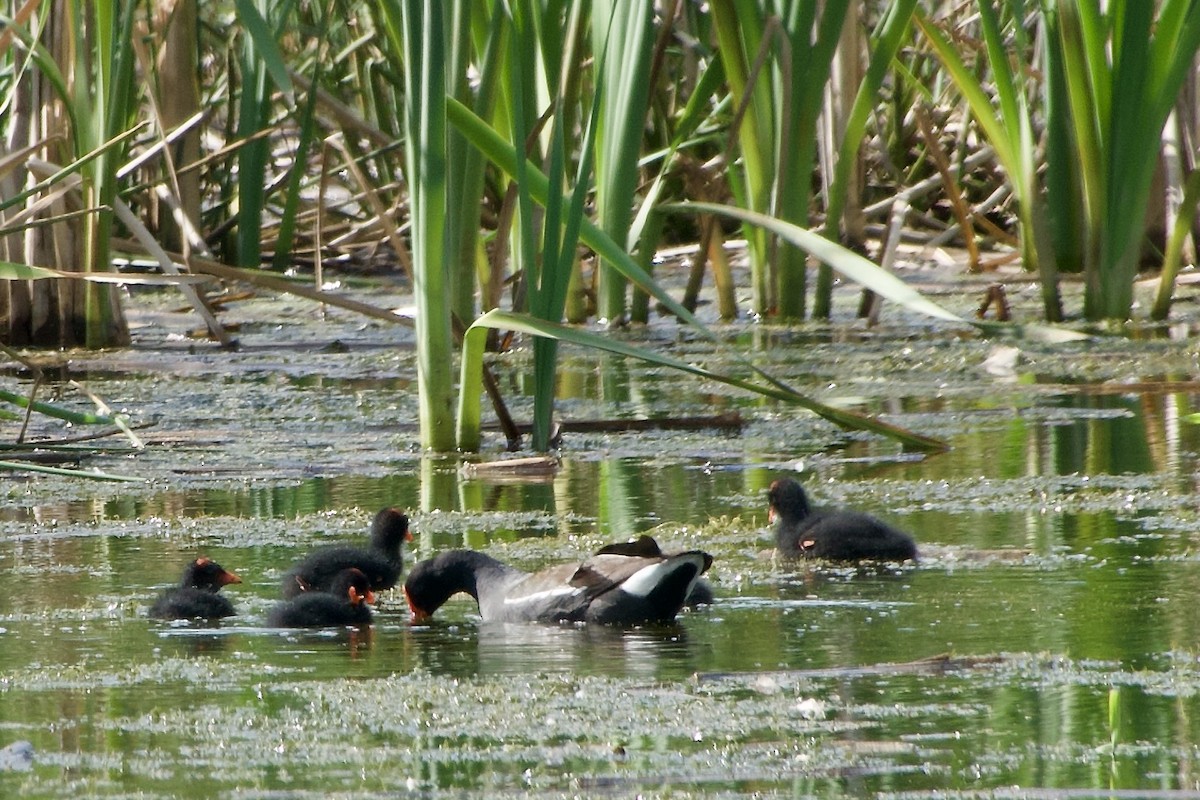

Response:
(3, 290), (1200, 796)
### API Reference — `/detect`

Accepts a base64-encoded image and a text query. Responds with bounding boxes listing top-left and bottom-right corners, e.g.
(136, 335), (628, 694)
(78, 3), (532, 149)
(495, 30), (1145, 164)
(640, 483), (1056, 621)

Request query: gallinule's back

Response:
(282, 507), (411, 598)
(268, 568), (375, 628)
(768, 477), (917, 561)
(150, 558), (242, 620)
(595, 535), (714, 606)
(404, 538), (712, 625)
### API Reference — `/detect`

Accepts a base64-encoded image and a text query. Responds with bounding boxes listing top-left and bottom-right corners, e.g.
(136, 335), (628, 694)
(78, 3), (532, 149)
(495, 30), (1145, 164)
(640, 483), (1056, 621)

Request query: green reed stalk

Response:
(1056, 0), (1200, 320)
(271, 2), (330, 272)
(774, 0), (849, 321)
(0, 460), (140, 482)
(388, 0), (456, 451)
(710, 0), (850, 321)
(507, 0), (599, 451)
(629, 57), (733, 318)
(445, 2), (502, 322)
(0, 9), (165, 338)
(709, 0), (772, 316)
(73, 0), (138, 347)
(1040, 4), (1084, 282)
(591, 0), (654, 323)
(0, 387), (121, 426)
(234, 0), (275, 270)
(1152, 169), (1200, 320)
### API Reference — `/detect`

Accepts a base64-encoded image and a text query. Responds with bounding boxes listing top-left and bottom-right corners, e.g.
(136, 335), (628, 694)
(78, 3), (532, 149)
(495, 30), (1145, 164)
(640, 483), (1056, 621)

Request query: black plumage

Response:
(282, 507), (411, 598)
(150, 558), (241, 620)
(268, 568), (375, 627)
(768, 477), (917, 561)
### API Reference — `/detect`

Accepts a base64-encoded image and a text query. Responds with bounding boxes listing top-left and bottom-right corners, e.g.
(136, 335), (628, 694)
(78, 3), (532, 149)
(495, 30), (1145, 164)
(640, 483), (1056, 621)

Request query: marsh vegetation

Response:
(5, 2), (1200, 796)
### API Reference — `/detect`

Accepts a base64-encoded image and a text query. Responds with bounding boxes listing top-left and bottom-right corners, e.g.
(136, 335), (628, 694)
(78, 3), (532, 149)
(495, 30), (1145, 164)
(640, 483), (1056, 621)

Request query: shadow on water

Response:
(404, 620), (699, 679)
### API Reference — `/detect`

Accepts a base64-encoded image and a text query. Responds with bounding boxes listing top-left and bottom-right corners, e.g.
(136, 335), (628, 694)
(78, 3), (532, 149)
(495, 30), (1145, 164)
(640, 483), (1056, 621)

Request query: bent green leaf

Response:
(456, 309), (948, 453)
(0, 460), (141, 482)
(448, 97), (950, 451)
(0, 261), (213, 285)
(674, 202), (1088, 344)
(0, 389), (122, 426)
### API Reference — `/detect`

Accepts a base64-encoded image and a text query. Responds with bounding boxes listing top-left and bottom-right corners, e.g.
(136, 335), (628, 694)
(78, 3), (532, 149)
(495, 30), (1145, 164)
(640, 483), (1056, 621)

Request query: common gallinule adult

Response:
(768, 477), (917, 561)
(267, 568), (375, 627)
(595, 535), (714, 606)
(282, 507), (411, 598)
(149, 557), (242, 620)
(403, 542), (713, 625)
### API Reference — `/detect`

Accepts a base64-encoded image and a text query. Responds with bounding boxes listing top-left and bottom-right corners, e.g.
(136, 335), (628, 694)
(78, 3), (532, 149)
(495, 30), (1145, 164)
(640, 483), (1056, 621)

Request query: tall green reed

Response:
(233, 0), (291, 270)
(508, 0), (598, 451)
(591, 0), (654, 323)
(773, 1), (852, 321)
(710, 0), (851, 321)
(449, 99), (952, 453)
(709, 0), (773, 318)
(918, 2), (1058, 319)
(921, 0), (1200, 322)
(1053, 0), (1200, 321)
(0, 1), (141, 346)
(445, 2), (501, 322)
(385, 0), (456, 451)
(269, 1), (331, 273)
(0, 5), (127, 345)
(1152, 170), (1200, 319)
(69, 2), (134, 346)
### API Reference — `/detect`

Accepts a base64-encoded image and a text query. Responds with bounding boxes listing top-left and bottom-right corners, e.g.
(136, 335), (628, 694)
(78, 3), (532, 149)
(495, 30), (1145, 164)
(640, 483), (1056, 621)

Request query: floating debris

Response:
(461, 455), (561, 482)
(0, 740), (33, 772)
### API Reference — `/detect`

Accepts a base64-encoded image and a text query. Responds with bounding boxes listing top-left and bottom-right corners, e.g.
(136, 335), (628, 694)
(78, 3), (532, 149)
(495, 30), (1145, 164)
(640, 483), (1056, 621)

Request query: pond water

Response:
(4, 285), (1200, 797)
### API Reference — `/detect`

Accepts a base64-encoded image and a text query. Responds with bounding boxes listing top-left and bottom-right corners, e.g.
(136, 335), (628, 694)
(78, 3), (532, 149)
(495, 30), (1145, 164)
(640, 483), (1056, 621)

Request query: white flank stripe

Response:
(503, 585), (583, 606)
(620, 555), (703, 598)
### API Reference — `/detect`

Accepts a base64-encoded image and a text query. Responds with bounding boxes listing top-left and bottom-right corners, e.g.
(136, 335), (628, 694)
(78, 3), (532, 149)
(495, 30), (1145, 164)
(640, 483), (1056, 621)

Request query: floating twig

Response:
(461, 455), (560, 482)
